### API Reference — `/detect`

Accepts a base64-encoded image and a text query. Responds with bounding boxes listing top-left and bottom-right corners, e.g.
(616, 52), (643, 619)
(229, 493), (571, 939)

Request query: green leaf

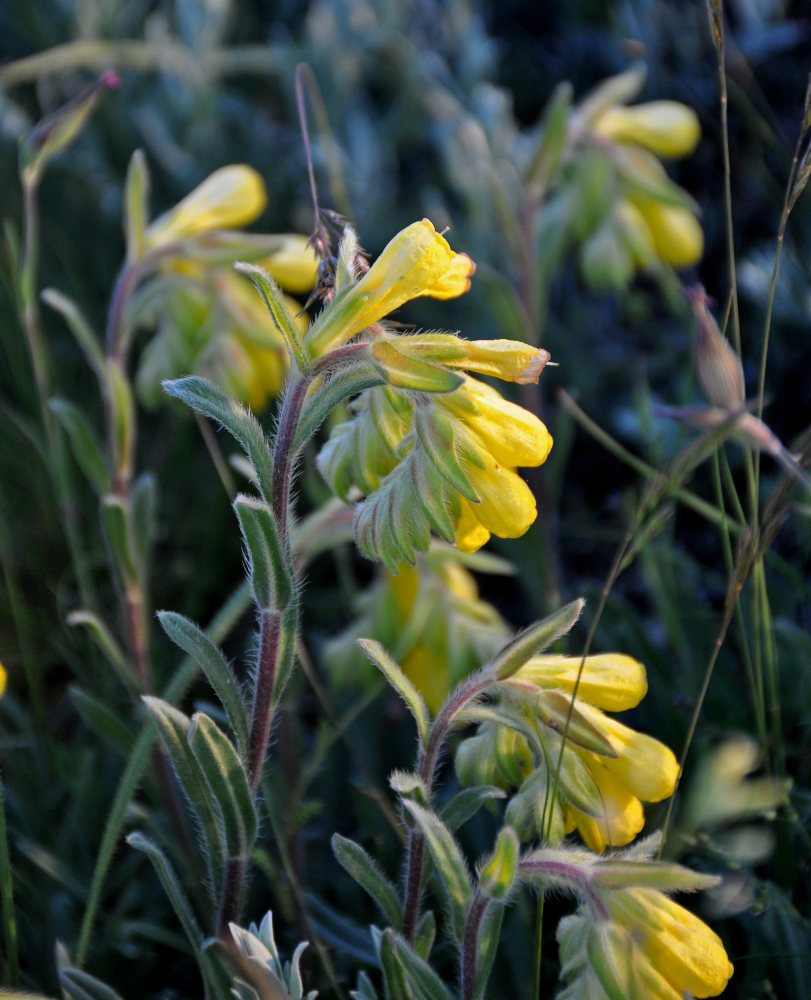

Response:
(488, 599), (584, 680)
(66, 610), (137, 691)
(377, 929), (410, 1000)
(141, 697), (224, 894)
(479, 827), (519, 901)
(371, 340), (463, 393)
(390, 932), (455, 1000)
(413, 910), (436, 961)
(130, 473), (157, 573)
(76, 587), (250, 967)
(59, 968), (125, 1000)
(69, 686), (133, 754)
(233, 495), (293, 610)
(101, 494), (137, 586)
(473, 901), (504, 1000)
(527, 81), (573, 189)
(331, 834), (402, 930)
(414, 405), (478, 502)
(41, 288), (104, 378)
(0, 778), (19, 988)
(357, 639), (430, 747)
(48, 399), (109, 495)
(106, 360), (135, 482)
(440, 786), (506, 832)
(157, 611), (249, 755)
(235, 262), (309, 373)
(294, 365), (386, 453)
(163, 376), (274, 504)
(126, 832), (204, 960)
(401, 801), (472, 944)
(124, 149), (149, 263)
(199, 938), (246, 1000)
(188, 713), (257, 860)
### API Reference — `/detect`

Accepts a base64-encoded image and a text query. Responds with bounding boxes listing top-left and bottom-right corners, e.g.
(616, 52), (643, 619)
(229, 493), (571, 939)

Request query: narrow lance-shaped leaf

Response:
(48, 399), (109, 495)
(125, 149), (149, 263)
(188, 713), (257, 860)
(59, 968), (126, 1000)
(69, 686), (133, 754)
(235, 262), (309, 373)
(376, 929), (411, 1000)
(141, 697), (224, 894)
(391, 932), (455, 1000)
(41, 288), (105, 378)
(157, 611), (249, 756)
(100, 496), (137, 588)
(67, 610), (137, 691)
(163, 376), (274, 504)
(106, 359), (135, 482)
(332, 834), (403, 930)
(488, 598), (584, 681)
(527, 81), (573, 189)
(234, 495), (293, 611)
(357, 639), (430, 747)
(126, 831), (204, 961)
(401, 800), (473, 944)
(440, 785), (506, 832)
(473, 903), (505, 1000)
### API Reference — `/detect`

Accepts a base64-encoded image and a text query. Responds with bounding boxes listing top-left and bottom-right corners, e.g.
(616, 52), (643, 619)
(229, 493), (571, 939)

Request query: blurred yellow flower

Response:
(145, 165), (267, 249)
(256, 234), (319, 294)
(593, 100), (700, 157)
(0, 660), (6, 697)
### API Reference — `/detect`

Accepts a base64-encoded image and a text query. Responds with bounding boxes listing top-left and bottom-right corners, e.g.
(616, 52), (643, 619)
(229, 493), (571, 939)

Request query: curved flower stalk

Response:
(456, 651), (679, 851)
(324, 544), (511, 711)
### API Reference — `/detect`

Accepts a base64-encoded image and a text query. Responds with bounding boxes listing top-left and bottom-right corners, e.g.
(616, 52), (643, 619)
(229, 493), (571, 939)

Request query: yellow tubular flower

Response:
(145, 165), (267, 249)
(593, 100), (701, 157)
(605, 888), (734, 997)
(517, 653), (647, 712)
(0, 660), (6, 697)
(631, 195), (704, 267)
(307, 219), (475, 355)
(441, 376), (552, 552)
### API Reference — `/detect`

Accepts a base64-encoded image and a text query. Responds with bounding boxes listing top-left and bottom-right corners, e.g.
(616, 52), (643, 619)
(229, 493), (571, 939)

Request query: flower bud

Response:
(479, 827), (520, 900)
(690, 287), (745, 409)
(593, 101), (701, 157)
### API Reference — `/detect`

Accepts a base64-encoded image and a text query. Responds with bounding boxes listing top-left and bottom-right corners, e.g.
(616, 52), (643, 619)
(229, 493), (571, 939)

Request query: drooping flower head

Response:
(456, 651), (678, 851)
(313, 220), (552, 564)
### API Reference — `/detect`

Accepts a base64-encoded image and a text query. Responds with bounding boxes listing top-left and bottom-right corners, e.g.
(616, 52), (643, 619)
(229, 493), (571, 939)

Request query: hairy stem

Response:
(461, 890), (488, 1000)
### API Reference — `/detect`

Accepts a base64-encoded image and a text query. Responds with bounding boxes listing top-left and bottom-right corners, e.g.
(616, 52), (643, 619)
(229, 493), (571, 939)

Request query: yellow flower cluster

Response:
(589, 94), (703, 271)
(558, 885), (733, 998)
(132, 164), (318, 410)
(456, 652), (678, 851)
(314, 220), (552, 562)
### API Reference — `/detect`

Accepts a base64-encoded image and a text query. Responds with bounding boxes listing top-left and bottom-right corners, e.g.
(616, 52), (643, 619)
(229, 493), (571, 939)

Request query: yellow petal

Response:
(146, 165), (267, 248)
(465, 456), (538, 540)
(593, 101), (701, 157)
(454, 499), (492, 552)
(615, 889), (734, 998)
(632, 197), (703, 267)
(520, 653), (648, 712)
(566, 761), (645, 851)
(0, 659), (6, 697)
(444, 378), (553, 469)
(577, 703), (679, 802)
(454, 339), (551, 383)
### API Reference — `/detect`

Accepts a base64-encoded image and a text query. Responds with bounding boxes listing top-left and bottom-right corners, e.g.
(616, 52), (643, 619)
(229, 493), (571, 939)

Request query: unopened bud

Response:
(690, 286), (745, 409)
(20, 72), (119, 186)
(480, 827), (519, 900)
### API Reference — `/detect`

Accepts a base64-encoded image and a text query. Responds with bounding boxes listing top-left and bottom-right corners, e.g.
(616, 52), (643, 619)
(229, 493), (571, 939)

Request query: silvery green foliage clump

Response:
(229, 911), (318, 1000)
